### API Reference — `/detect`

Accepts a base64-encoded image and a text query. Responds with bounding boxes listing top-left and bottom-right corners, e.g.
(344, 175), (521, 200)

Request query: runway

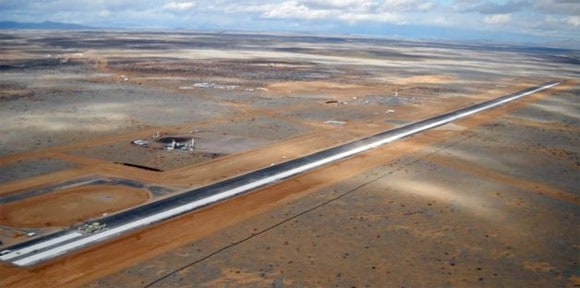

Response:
(0, 81), (560, 267)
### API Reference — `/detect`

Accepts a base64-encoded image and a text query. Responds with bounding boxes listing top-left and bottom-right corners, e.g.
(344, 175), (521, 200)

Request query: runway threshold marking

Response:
(0, 81), (560, 266)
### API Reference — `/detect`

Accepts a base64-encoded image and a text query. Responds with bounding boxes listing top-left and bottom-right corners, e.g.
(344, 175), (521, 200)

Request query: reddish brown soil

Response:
(0, 185), (151, 227)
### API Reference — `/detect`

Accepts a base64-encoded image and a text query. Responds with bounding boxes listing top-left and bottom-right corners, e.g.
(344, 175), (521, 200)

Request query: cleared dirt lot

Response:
(0, 31), (577, 287)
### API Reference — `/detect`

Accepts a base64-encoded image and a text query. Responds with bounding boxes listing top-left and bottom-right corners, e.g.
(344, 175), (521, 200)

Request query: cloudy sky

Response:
(1, 0), (579, 44)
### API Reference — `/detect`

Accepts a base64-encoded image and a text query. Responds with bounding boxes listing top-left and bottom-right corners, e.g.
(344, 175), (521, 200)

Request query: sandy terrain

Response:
(0, 185), (150, 228)
(0, 31), (577, 287)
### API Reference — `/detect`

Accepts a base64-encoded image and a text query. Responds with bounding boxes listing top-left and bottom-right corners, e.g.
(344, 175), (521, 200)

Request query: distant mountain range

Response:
(0, 21), (92, 30)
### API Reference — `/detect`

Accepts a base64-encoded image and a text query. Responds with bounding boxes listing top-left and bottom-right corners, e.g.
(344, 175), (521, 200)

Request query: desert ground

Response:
(0, 31), (578, 287)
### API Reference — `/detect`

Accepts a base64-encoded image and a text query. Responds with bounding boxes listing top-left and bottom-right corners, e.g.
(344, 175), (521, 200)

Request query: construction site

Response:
(0, 31), (578, 287)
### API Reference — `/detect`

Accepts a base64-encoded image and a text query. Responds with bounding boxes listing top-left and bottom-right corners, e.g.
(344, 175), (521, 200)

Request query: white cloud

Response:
(303, 0), (366, 9)
(262, 1), (333, 20)
(565, 16), (580, 27)
(164, 1), (196, 11)
(338, 12), (405, 24)
(377, 0), (435, 12)
(99, 9), (112, 17)
(534, 0), (580, 15)
(483, 13), (511, 24)
(417, 2), (434, 11)
(261, 0), (414, 24)
(432, 16), (453, 26)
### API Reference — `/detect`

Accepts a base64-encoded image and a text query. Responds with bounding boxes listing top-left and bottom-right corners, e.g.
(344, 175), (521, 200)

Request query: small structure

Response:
(131, 139), (149, 147)
(78, 222), (107, 234)
(131, 135), (196, 152)
(324, 120), (346, 125)
(193, 82), (238, 90)
(159, 136), (196, 152)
